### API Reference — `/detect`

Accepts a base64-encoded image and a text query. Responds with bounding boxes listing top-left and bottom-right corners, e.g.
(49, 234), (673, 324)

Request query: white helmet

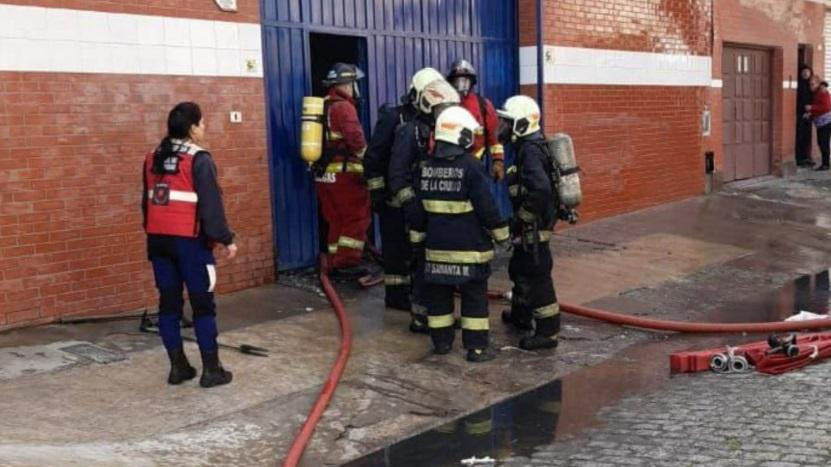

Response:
(417, 79), (460, 114)
(496, 95), (541, 138)
(434, 106), (480, 149)
(408, 67), (444, 105)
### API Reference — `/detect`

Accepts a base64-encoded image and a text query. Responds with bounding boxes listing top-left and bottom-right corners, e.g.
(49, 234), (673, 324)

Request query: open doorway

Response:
(796, 44), (814, 165)
(308, 32), (377, 254)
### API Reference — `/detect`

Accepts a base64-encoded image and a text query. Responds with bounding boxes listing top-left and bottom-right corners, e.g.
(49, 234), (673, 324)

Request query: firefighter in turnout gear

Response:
(446, 59), (505, 181)
(314, 62), (370, 272)
(388, 77), (460, 333)
(363, 67), (443, 311)
(142, 102), (236, 388)
(413, 106), (510, 362)
(497, 95), (560, 350)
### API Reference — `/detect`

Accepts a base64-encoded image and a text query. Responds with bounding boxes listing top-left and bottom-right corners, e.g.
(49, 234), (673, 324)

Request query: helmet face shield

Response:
(452, 77), (472, 96)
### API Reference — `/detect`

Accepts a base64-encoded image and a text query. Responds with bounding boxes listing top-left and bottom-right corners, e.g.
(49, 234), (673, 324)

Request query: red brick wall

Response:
(705, 0), (826, 174)
(0, 0), (260, 22)
(522, 84), (706, 223)
(0, 4), (273, 330)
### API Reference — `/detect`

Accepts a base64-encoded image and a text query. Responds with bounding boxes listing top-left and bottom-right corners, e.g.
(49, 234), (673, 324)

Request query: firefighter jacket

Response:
(507, 132), (557, 243)
(413, 143), (509, 285)
(387, 114), (434, 215)
(320, 88), (367, 175)
(363, 103), (416, 196)
(459, 92), (504, 162)
(142, 140), (234, 246)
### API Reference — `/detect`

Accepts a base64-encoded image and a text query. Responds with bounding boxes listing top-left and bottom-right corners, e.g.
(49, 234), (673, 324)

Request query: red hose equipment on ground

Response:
(486, 291), (831, 334)
(282, 257), (353, 467)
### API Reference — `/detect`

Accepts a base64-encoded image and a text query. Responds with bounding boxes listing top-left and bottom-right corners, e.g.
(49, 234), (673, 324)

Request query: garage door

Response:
(722, 46), (772, 181)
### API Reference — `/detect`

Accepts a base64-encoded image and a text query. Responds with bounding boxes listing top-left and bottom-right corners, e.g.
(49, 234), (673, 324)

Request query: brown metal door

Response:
(722, 46), (772, 181)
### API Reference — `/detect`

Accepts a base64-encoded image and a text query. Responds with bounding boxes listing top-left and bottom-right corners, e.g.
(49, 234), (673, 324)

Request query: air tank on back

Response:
(546, 133), (582, 209)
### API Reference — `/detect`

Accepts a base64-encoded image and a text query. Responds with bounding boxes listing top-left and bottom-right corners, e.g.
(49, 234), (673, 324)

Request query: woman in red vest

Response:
(804, 76), (831, 171)
(143, 102), (237, 388)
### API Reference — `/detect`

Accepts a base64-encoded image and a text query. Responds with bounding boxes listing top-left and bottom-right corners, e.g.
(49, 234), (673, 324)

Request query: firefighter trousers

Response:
(508, 241), (560, 337)
(148, 236), (219, 353)
(380, 202), (411, 308)
(426, 278), (489, 350)
(315, 172), (371, 269)
(411, 239), (427, 324)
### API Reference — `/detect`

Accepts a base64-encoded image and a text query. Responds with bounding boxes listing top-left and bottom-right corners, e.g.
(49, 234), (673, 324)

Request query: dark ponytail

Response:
(152, 102), (202, 174)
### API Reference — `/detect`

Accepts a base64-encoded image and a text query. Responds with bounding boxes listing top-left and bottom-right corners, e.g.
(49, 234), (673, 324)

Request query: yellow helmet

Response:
(496, 95), (541, 138)
(434, 106), (480, 149)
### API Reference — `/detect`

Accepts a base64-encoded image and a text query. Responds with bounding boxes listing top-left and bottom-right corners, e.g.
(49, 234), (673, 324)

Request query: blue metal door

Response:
(261, 0), (518, 270)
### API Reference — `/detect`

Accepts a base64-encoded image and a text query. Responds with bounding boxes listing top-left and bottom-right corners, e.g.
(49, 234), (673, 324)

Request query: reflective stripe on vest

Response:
(144, 144), (201, 238)
(425, 249), (494, 264)
(422, 200), (474, 214)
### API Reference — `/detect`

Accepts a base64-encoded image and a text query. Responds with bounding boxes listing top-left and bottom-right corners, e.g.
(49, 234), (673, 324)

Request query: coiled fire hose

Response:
(282, 257), (353, 467)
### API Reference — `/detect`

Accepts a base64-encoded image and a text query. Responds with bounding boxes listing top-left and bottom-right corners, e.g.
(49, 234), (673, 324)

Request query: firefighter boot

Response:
(501, 309), (533, 331)
(519, 334), (559, 351)
(199, 350), (233, 388)
(466, 346), (498, 363)
(166, 346), (197, 385)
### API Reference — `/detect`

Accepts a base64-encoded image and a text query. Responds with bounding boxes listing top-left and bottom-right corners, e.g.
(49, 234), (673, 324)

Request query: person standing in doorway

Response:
(804, 76), (831, 171)
(796, 66), (814, 167)
(143, 102), (236, 388)
(314, 63), (370, 273)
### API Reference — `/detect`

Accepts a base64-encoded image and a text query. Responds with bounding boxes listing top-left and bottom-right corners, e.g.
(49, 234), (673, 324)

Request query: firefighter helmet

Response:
(322, 63), (365, 87)
(417, 79), (460, 115)
(446, 59), (477, 85)
(434, 106), (480, 149)
(406, 67), (445, 105)
(496, 95), (541, 138)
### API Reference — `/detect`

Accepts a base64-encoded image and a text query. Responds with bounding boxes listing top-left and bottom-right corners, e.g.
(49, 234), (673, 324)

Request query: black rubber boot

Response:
(199, 350), (233, 388)
(409, 316), (429, 334)
(433, 342), (452, 355)
(519, 335), (559, 351)
(166, 346), (197, 385)
(501, 310), (533, 331)
(466, 346), (498, 363)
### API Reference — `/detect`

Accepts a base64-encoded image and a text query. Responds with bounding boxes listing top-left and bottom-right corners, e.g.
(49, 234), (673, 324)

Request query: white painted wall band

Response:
(520, 45), (712, 87)
(710, 79), (723, 88)
(0, 4), (262, 77)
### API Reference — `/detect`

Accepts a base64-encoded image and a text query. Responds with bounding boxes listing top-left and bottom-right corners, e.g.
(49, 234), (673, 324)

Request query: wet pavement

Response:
(4, 169), (831, 466)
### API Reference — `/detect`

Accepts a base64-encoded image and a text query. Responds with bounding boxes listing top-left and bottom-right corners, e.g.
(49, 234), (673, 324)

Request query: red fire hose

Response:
(282, 257), (353, 467)
(487, 291), (831, 333)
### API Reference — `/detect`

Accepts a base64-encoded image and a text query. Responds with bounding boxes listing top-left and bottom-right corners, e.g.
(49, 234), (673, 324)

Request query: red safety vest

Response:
(144, 142), (203, 238)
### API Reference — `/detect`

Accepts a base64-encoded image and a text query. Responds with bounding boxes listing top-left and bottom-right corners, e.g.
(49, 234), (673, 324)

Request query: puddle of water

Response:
(343, 270), (831, 466)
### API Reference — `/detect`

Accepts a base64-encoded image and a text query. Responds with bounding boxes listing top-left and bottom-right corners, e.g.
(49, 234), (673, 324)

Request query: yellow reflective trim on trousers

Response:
(367, 176), (385, 190)
(422, 199), (474, 214)
(426, 249), (494, 264)
(325, 162), (364, 173)
(465, 419), (493, 435)
(491, 225), (510, 242)
(461, 316), (490, 331)
(327, 243), (338, 254)
(508, 184), (519, 197)
(338, 236), (364, 250)
(384, 274), (410, 286)
(534, 303), (560, 319)
(409, 230), (426, 243)
(428, 314), (455, 328)
(517, 206), (536, 223)
(396, 186), (415, 204)
(512, 230), (552, 245)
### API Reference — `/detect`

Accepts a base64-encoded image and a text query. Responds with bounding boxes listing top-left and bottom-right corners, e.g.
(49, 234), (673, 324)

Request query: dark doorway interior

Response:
(797, 44), (814, 164)
(308, 32), (376, 253)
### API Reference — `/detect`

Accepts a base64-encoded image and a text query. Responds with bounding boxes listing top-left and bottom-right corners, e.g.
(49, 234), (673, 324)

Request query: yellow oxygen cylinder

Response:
(300, 96), (325, 164)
